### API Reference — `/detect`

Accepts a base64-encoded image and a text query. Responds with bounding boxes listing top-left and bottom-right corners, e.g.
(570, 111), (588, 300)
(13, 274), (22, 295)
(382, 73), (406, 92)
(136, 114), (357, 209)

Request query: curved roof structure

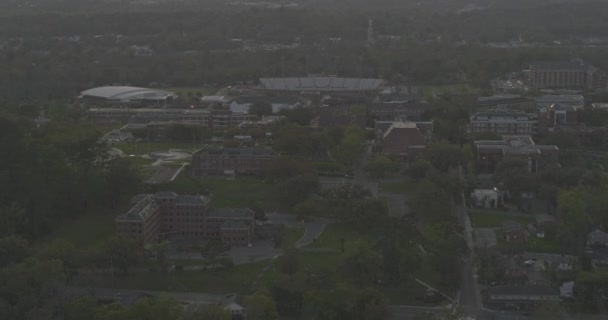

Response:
(260, 77), (384, 92)
(80, 86), (175, 102)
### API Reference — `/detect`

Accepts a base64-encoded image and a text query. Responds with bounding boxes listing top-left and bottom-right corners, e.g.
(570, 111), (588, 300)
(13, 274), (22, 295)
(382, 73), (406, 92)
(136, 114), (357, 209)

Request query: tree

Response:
(339, 245), (380, 287)
(105, 158), (142, 207)
(246, 292), (279, 320)
(409, 179), (452, 223)
(279, 249), (300, 278)
(64, 297), (98, 320)
(35, 239), (77, 281)
(557, 188), (593, 253)
(0, 235), (29, 268)
(0, 202), (27, 237)
(334, 127), (365, 165)
(275, 174), (319, 210)
(104, 236), (142, 274)
(191, 304), (231, 320)
(405, 159), (435, 182)
(364, 156), (398, 178)
(421, 144), (471, 173)
(249, 101), (273, 117)
(128, 296), (185, 320)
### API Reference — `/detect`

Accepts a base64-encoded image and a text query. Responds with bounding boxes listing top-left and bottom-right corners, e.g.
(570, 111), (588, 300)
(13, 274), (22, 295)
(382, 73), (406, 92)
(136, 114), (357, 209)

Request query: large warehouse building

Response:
(79, 86), (177, 105)
(259, 77), (384, 95)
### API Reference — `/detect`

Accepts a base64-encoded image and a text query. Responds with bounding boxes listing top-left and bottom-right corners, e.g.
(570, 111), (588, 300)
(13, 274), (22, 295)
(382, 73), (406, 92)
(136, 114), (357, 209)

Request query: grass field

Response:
(470, 212), (536, 228)
(496, 232), (563, 253)
(156, 173), (278, 210)
(378, 180), (416, 194)
(72, 261), (268, 295)
(41, 202), (132, 249)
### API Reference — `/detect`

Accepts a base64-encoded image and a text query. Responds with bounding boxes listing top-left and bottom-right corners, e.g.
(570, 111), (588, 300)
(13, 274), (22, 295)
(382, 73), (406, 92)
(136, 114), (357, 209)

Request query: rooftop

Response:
(475, 135), (558, 155)
(176, 195), (211, 205)
(116, 196), (160, 222)
(221, 220), (250, 229)
(193, 147), (276, 157)
(529, 60), (591, 70)
(489, 285), (560, 296)
(471, 112), (534, 122)
(80, 86), (175, 101)
(260, 77), (384, 92)
(503, 220), (524, 232)
(208, 208), (253, 219)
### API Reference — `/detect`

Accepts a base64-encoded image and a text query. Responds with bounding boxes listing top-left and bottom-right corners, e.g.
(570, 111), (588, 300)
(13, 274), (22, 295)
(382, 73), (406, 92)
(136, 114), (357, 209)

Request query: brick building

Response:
(115, 192), (254, 247)
(474, 135), (558, 173)
(470, 112), (537, 135)
(191, 147), (277, 176)
(379, 122), (427, 161)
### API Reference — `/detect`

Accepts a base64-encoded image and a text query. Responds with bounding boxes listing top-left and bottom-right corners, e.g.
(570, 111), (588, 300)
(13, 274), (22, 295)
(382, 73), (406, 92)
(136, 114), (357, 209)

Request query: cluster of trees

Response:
(0, 111), (141, 240)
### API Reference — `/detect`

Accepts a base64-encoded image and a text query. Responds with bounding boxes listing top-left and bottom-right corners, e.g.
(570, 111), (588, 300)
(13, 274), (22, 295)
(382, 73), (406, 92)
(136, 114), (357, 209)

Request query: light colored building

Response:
(471, 189), (503, 208)
(587, 229), (608, 247)
(259, 77), (384, 94)
(528, 60), (604, 91)
(79, 86), (176, 105)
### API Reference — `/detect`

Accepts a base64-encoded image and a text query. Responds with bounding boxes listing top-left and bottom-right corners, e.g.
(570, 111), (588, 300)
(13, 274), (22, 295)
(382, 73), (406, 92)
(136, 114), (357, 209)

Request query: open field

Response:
(470, 211), (536, 228)
(40, 202), (132, 249)
(158, 173), (278, 210)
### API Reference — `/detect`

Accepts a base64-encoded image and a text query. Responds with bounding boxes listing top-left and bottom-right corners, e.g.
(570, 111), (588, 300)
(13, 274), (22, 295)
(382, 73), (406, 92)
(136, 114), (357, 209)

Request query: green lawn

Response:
(156, 173), (278, 210)
(470, 212), (536, 228)
(41, 203), (132, 249)
(124, 156), (157, 167)
(306, 223), (373, 251)
(496, 232), (563, 253)
(72, 261), (268, 295)
(378, 180), (415, 194)
(282, 227), (306, 249)
(116, 142), (200, 155)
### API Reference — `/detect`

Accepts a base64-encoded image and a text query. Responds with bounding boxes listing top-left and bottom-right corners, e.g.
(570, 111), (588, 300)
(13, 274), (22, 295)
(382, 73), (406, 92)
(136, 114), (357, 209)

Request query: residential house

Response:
(503, 221), (527, 244)
(474, 135), (558, 173)
(471, 189), (504, 208)
(191, 147), (277, 176)
(379, 122), (427, 161)
(587, 229), (608, 247)
(560, 281), (574, 299)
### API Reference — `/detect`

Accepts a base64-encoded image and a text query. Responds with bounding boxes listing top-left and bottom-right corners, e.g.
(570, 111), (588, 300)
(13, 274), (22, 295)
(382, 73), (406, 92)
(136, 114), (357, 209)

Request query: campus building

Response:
(528, 60), (605, 91)
(191, 147), (277, 176)
(474, 135), (558, 173)
(259, 77), (384, 95)
(377, 122), (427, 161)
(115, 192), (254, 246)
(88, 108), (253, 129)
(470, 112), (537, 135)
(79, 86), (177, 106)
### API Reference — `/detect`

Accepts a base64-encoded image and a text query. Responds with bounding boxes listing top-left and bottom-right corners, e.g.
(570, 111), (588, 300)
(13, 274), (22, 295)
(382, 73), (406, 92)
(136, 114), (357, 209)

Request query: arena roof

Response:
(259, 77), (384, 92)
(80, 86), (176, 102)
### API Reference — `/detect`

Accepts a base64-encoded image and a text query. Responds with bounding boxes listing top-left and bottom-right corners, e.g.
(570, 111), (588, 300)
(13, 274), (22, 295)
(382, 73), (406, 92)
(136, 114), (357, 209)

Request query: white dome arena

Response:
(79, 86), (176, 103)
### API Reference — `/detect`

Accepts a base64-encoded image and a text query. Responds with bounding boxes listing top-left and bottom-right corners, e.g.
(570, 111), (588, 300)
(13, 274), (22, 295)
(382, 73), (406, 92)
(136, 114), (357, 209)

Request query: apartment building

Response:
(528, 60), (605, 91)
(470, 112), (537, 135)
(191, 147), (277, 176)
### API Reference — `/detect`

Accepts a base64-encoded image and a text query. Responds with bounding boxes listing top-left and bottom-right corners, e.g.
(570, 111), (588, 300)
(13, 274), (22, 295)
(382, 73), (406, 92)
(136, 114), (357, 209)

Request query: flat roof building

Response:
(259, 77), (384, 94)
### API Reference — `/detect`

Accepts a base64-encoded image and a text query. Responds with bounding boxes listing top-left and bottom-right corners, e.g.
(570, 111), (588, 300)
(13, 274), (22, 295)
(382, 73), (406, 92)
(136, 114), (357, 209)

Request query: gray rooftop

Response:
(176, 195), (210, 205)
(116, 196), (159, 222)
(193, 147), (276, 157)
(503, 220), (524, 232)
(489, 285), (559, 296)
(260, 77), (384, 92)
(208, 208), (253, 219)
(221, 220), (250, 229)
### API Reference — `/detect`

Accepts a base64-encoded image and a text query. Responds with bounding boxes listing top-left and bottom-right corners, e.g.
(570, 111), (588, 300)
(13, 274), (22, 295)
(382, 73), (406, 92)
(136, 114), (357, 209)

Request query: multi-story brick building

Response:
(191, 147), (277, 176)
(115, 195), (162, 246)
(470, 112), (537, 135)
(528, 60), (605, 91)
(115, 192), (254, 246)
(474, 135), (558, 173)
(379, 122), (427, 161)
